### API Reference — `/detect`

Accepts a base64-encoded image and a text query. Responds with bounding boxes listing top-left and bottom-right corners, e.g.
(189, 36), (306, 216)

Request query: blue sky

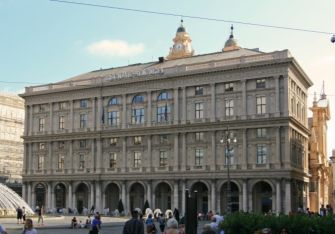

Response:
(1, 0), (335, 154)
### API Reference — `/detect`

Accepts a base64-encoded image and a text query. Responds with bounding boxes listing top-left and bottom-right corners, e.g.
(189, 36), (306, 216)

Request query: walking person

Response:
(123, 209), (144, 234)
(17, 206), (23, 224)
(37, 206), (44, 226)
(158, 213), (165, 232)
(23, 218), (37, 234)
(22, 206), (26, 223)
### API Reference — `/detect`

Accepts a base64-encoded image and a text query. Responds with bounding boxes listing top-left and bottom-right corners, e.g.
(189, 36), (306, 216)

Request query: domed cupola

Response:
(167, 20), (194, 60)
(223, 25), (241, 52)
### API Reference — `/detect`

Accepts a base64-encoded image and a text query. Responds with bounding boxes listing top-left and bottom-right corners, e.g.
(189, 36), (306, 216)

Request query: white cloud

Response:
(86, 39), (144, 57)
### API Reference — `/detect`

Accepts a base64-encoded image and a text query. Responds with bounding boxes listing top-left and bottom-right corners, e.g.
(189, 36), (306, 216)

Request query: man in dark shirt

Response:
(123, 210), (144, 234)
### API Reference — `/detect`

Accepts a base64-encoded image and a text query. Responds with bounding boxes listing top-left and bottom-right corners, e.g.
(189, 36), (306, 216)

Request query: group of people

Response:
(16, 206), (27, 224)
(71, 212), (102, 233)
(123, 208), (185, 234)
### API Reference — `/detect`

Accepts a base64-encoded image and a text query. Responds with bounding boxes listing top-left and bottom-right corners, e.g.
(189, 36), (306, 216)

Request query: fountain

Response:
(0, 183), (34, 216)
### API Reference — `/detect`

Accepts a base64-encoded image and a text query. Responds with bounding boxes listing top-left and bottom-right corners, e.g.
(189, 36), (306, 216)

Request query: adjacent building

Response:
(20, 22), (313, 215)
(0, 92), (24, 183)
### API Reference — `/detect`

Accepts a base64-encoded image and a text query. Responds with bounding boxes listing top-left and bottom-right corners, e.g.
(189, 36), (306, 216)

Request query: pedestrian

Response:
(173, 208), (180, 223)
(158, 213), (165, 232)
(319, 204), (326, 217)
(17, 206), (23, 224)
(163, 218), (178, 234)
(23, 218), (37, 234)
(0, 224), (7, 234)
(90, 214), (101, 234)
(22, 206), (26, 222)
(90, 205), (95, 214)
(123, 209), (144, 234)
(37, 206), (44, 226)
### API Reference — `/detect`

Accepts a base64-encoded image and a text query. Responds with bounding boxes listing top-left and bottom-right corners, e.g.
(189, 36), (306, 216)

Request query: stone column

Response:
(70, 100), (74, 132)
(32, 189), (36, 209)
(69, 140), (73, 173)
(173, 88), (179, 124)
(275, 76), (280, 116)
(28, 143), (33, 175)
(122, 94), (127, 129)
(49, 102), (53, 133)
(181, 87), (186, 124)
(147, 181), (152, 208)
(92, 98), (96, 130)
(211, 180), (216, 213)
(97, 97), (102, 130)
(96, 139), (102, 173)
(211, 132), (216, 170)
(147, 91), (152, 127)
(22, 183), (26, 202)
(181, 180), (186, 215)
(122, 182), (127, 214)
(276, 127), (281, 166)
(95, 182), (101, 212)
(242, 180), (248, 212)
(211, 83), (216, 122)
(29, 105), (33, 135)
(241, 80), (247, 119)
(276, 180), (281, 214)
(148, 136), (152, 170)
(283, 75), (289, 116)
(242, 129), (247, 169)
(51, 189), (55, 210)
(48, 142), (52, 174)
(122, 137), (127, 172)
(24, 105), (29, 135)
(23, 143), (28, 174)
(285, 180), (291, 214)
(91, 140), (95, 172)
(68, 182), (72, 210)
(174, 134), (179, 170)
(27, 183), (32, 207)
(173, 181), (179, 210)
(47, 183), (52, 209)
(72, 193), (76, 211)
(181, 133), (186, 170)
(90, 182), (94, 209)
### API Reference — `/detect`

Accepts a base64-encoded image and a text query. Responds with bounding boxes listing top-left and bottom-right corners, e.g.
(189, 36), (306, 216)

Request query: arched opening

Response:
(105, 183), (120, 212)
(129, 183), (145, 211)
(54, 183), (67, 211)
(155, 182), (172, 212)
(252, 181), (273, 214)
(191, 182), (209, 214)
(34, 183), (46, 209)
(220, 182), (239, 213)
(75, 183), (89, 214)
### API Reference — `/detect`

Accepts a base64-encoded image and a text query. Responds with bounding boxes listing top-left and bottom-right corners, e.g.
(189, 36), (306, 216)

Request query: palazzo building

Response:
(0, 92), (24, 183)
(308, 88), (333, 211)
(21, 22), (312, 215)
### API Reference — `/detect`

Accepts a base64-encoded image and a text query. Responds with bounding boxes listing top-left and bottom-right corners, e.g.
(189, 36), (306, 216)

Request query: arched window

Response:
(108, 97), (118, 106)
(132, 95), (144, 104)
(157, 91), (170, 101)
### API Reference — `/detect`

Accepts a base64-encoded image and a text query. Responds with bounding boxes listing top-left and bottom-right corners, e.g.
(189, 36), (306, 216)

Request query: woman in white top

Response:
(23, 218), (38, 234)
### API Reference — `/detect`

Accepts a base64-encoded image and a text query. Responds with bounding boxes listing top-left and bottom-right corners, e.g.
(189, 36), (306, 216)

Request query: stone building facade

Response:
(0, 92), (24, 183)
(20, 23), (313, 215)
(308, 90), (333, 212)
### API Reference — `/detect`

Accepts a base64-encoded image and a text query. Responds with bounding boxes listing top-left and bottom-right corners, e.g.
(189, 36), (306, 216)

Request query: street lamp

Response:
(220, 127), (236, 214)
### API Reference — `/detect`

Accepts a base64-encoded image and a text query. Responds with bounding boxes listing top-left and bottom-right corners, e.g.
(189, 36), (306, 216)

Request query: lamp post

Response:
(220, 127), (236, 214)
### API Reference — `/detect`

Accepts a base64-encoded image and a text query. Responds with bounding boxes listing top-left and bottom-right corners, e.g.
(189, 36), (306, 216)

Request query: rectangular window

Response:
(256, 79), (266, 89)
(39, 143), (45, 150)
(134, 136), (142, 145)
(195, 149), (204, 166)
(109, 153), (117, 169)
(59, 102), (66, 110)
(132, 108), (144, 124)
(79, 154), (85, 169)
(225, 82), (234, 91)
(79, 140), (86, 148)
(108, 111), (120, 126)
(59, 115), (65, 129)
(80, 114), (87, 128)
(160, 135), (168, 144)
(58, 154), (65, 169)
(110, 137), (118, 145)
(257, 128), (267, 138)
(256, 96), (266, 114)
(157, 105), (170, 123)
(195, 102), (204, 119)
(80, 99), (88, 108)
(225, 148), (234, 165)
(134, 151), (141, 168)
(58, 141), (65, 149)
(195, 86), (203, 95)
(39, 118), (45, 132)
(195, 132), (204, 141)
(225, 99), (234, 116)
(257, 144), (267, 164)
(38, 155), (44, 170)
(159, 151), (168, 167)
